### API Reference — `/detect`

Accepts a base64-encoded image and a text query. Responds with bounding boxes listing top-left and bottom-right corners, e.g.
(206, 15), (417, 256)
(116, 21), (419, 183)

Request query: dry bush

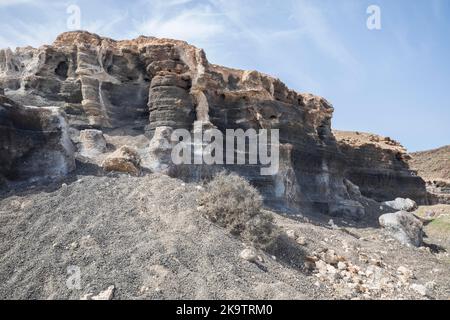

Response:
(197, 172), (276, 247)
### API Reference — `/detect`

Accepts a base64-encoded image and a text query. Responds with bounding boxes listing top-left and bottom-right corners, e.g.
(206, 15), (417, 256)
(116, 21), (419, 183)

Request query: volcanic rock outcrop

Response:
(0, 31), (429, 217)
(334, 131), (428, 205)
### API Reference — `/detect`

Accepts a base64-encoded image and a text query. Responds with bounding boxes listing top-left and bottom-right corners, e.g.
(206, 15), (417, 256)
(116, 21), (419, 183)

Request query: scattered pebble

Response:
(240, 249), (257, 263)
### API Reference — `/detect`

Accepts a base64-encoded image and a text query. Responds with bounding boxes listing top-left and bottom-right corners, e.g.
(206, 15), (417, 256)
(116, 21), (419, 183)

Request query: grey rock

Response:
(383, 198), (418, 212)
(239, 248), (258, 263)
(379, 211), (423, 247)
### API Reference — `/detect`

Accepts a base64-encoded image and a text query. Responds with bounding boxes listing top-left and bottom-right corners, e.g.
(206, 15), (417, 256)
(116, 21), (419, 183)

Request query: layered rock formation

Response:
(410, 146), (450, 204)
(0, 31), (429, 217)
(334, 131), (428, 205)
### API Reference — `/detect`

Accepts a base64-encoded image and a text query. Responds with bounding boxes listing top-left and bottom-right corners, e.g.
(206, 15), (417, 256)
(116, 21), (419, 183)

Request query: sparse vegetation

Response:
(197, 172), (276, 247)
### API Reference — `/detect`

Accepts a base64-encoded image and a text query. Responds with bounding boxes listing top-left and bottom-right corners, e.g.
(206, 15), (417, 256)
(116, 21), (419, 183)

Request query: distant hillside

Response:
(410, 146), (450, 182)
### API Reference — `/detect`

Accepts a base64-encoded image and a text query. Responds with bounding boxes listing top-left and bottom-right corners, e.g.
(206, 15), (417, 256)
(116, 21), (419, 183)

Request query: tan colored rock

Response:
(102, 146), (141, 176)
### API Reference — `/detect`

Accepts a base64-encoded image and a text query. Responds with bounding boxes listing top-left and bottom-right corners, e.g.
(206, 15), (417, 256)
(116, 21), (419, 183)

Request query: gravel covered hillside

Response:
(1, 173), (449, 300)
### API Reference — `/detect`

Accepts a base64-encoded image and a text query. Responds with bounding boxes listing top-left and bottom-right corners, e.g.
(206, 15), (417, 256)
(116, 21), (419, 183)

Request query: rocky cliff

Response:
(410, 146), (450, 205)
(334, 131), (428, 205)
(0, 31), (428, 217)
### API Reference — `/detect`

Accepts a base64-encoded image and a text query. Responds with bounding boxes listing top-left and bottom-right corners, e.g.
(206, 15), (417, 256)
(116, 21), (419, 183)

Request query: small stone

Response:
(296, 237), (307, 246)
(240, 249), (257, 263)
(358, 254), (369, 264)
(80, 293), (94, 300)
(337, 261), (347, 270)
(323, 250), (339, 265)
(139, 286), (149, 294)
(91, 285), (115, 300)
(69, 242), (78, 250)
(397, 266), (414, 279)
(326, 265), (338, 277)
(286, 229), (298, 240)
(425, 281), (436, 291)
(410, 284), (428, 297)
(328, 219), (338, 229)
(304, 260), (316, 271)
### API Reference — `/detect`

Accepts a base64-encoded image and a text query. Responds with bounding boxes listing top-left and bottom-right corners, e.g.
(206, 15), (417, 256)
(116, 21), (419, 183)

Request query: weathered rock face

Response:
(334, 131), (428, 205)
(0, 31), (428, 218)
(0, 95), (75, 182)
(0, 31), (353, 215)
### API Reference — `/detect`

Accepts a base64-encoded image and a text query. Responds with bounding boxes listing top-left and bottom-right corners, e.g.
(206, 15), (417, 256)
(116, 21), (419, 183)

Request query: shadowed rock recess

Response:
(0, 31), (428, 216)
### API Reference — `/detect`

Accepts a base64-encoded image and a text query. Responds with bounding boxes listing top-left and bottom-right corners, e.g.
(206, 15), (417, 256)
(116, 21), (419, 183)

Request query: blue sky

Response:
(0, 0), (449, 152)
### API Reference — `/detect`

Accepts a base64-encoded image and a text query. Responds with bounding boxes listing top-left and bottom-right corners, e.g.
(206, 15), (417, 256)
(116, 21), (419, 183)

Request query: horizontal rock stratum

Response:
(0, 31), (429, 216)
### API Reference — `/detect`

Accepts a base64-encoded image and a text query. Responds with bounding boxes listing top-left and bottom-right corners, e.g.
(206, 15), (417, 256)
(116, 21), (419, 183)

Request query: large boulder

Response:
(102, 146), (141, 176)
(379, 211), (423, 247)
(383, 198), (418, 212)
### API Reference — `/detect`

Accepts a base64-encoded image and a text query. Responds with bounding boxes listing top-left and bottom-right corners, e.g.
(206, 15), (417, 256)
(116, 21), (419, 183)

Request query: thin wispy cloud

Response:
(0, 0), (35, 7)
(290, 0), (360, 71)
(134, 4), (225, 44)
